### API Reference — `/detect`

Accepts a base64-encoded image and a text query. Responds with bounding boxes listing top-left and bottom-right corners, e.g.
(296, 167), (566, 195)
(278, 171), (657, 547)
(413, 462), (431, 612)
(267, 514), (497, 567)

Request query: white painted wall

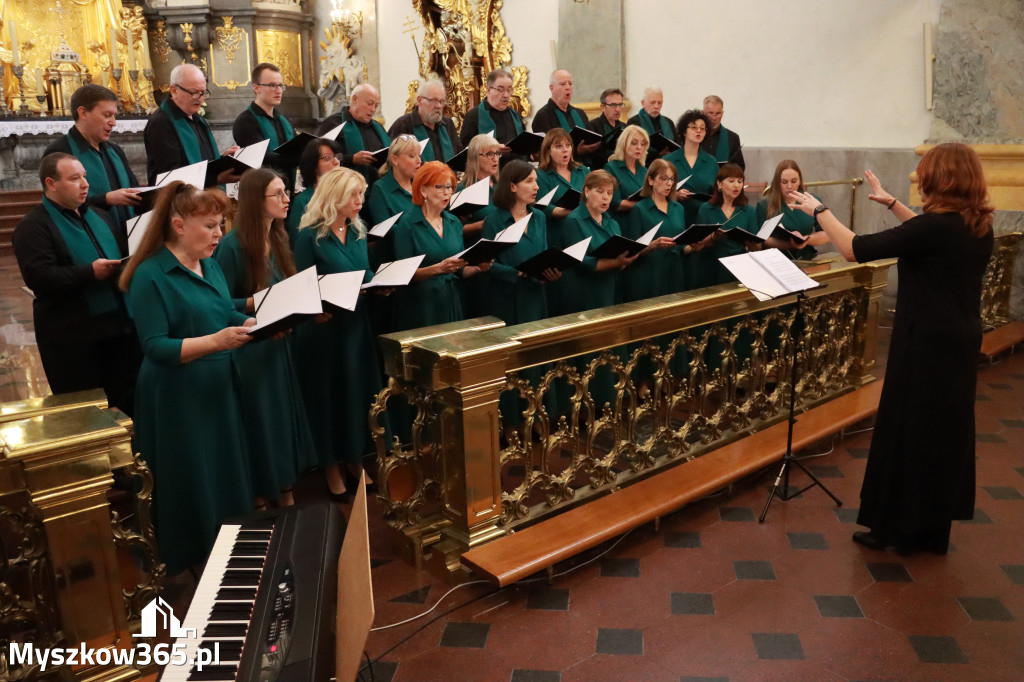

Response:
(370, 0), (940, 147)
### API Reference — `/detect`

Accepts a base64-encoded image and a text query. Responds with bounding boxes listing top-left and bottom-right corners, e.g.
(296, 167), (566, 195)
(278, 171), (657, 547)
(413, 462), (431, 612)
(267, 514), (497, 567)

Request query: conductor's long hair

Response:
(234, 168), (297, 294)
(119, 182), (230, 291)
(916, 142), (993, 238)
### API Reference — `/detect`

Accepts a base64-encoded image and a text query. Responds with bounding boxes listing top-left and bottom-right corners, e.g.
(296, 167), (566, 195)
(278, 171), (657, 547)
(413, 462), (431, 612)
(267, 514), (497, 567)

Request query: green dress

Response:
(696, 202), (759, 287)
(213, 231), (315, 497)
(535, 166), (589, 248)
(364, 171), (415, 334)
(366, 170), (414, 227)
(456, 180), (498, 319)
(391, 205), (465, 330)
(479, 207), (551, 426)
(664, 147), (719, 226)
(292, 224), (387, 466)
(755, 195), (821, 260)
(623, 197), (687, 301)
(285, 186), (314, 247)
(605, 160), (646, 213)
(128, 247), (253, 574)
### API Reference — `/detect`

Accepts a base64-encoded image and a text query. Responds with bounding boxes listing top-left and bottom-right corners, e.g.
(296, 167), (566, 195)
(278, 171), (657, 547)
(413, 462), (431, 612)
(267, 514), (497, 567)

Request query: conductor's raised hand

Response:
(864, 170), (895, 207)
(786, 190), (822, 216)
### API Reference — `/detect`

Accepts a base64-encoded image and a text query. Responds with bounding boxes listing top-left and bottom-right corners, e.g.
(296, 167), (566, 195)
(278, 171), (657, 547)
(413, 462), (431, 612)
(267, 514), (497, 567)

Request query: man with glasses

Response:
(232, 62), (297, 180)
(316, 83), (390, 187)
(700, 95), (744, 169)
(143, 64), (240, 185)
(626, 86), (676, 158)
(388, 78), (462, 164)
(459, 68), (525, 159)
(584, 87), (627, 170)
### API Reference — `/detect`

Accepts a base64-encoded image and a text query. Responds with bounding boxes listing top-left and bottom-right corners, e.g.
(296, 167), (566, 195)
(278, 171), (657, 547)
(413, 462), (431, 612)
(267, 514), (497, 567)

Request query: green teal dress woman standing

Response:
(292, 167), (389, 499)
(286, 138), (341, 245)
(214, 169), (315, 507)
(756, 159), (832, 260)
(391, 161), (492, 331)
(696, 163), (760, 288)
(120, 182), (253, 575)
(664, 110), (719, 229)
(605, 124), (650, 215)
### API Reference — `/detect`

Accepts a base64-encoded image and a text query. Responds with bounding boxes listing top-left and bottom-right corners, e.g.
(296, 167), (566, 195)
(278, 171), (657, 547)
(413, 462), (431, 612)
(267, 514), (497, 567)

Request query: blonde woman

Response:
(605, 124), (650, 213)
(293, 167), (386, 500)
(366, 134), (421, 226)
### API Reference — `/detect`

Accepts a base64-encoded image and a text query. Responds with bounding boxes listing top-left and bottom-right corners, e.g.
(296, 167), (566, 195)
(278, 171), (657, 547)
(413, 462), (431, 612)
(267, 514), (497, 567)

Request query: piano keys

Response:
(160, 503), (345, 681)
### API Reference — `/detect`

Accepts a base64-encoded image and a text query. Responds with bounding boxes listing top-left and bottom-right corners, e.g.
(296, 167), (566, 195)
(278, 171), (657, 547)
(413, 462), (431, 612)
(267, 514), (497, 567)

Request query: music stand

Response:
(758, 289), (842, 522)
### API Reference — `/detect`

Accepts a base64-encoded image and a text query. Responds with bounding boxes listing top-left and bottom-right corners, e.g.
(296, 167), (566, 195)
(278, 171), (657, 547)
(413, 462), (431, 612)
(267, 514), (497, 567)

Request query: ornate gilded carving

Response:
(319, 24), (363, 113)
(215, 16), (245, 65)
(256, 29), (302, 86)
(981, 232), (1022, 327)
(149, 20), (172, 64)
(410, 0), (529, 129)
(181, 22), (199, 63)
(110, 454), (164, 622)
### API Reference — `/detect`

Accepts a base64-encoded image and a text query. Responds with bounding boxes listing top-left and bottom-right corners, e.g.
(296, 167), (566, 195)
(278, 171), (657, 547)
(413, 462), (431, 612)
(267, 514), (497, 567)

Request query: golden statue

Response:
(411, 0), (529, 130)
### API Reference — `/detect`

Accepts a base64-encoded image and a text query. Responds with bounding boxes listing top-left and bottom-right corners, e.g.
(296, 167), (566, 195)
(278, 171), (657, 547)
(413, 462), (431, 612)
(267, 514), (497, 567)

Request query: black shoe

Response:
(326, 484), (351, 504)
(852, 530), (892, 551)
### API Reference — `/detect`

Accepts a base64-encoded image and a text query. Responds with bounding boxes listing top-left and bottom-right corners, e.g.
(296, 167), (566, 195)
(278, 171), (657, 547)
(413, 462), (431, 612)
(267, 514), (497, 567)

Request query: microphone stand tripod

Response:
(759, 289), (842, 522)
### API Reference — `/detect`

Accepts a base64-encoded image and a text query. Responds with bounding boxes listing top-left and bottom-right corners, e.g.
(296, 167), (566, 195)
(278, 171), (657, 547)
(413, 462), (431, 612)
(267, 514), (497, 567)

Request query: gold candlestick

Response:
(111, 66), (124, 114)
(128, 69), (143, 115)
(12, 64), (30, 116)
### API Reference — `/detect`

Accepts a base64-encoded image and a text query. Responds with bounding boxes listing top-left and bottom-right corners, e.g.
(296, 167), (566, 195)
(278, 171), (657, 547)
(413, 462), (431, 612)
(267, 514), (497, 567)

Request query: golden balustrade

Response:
(0, 390), (158, 681)
(371, 259), (895, 576)
(981, 231), (1022, 329)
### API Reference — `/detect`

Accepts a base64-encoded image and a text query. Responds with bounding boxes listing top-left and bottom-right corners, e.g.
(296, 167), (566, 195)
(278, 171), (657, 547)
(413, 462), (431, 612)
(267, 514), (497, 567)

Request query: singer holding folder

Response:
(213, 169), (315, 509)
(287, 138), (343, 244)
(459, 69), (526, 159)
(119, 183), (254, 574)
(293, 168), (389, 501)
(536, 129), (590, 247)
(695, 163), (759, 288)
(665, 110), (719, 227)
(231, 63), (297, 181)
(756, 160), (831, 259)
(458, 134), (503, 238)
(605, 125), (650, 214)
(788, 143), (994, 556)
(315, 83), (390, 187)
(366, 135), (421, 228)
(391, 162), (491, 331)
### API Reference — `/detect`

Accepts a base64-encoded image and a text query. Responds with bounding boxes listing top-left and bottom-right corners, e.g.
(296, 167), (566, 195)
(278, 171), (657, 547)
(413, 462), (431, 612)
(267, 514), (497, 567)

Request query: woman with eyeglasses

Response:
(286, 137), (342, 245)
(292, 167), (389, 501)
(458, 134), (503, 236)
(118, 182), (253, 575)
(535, 128), (591, 248)
(391, 161), (492, 330)
(366, 134), (421, 228)
(664, 110), (719, 227)
(213, 168), (314, 509)
(756, 160), (832, 259)
(605, 125), (650, 215)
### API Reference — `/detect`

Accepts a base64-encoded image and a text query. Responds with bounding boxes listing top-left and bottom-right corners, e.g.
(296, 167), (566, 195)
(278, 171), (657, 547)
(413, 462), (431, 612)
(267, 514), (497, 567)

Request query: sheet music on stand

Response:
(719, 248), (823, 302)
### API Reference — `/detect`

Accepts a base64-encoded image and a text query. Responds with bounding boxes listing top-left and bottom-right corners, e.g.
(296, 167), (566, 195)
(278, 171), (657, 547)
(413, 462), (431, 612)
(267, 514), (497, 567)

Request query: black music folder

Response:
(649, 132), (680, 153)
(506, 131), (546, 156)
(273, 131), (318, 161)
(516, 236), (590, 278)
(624, 188), (645, 203)
(718, 225), (765, 246)
(553, 187), (582, 210)
(591, 224), (660, 259)
(445, 148), (468, 173)
(571, 126), (603, 146)
(754, 213), (808, 245)
(673, 222), (721, 245)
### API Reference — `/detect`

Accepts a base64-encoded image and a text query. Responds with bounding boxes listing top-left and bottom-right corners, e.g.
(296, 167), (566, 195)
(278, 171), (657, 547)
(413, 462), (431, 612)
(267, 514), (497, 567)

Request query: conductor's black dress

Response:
(851, 211), (993, 547)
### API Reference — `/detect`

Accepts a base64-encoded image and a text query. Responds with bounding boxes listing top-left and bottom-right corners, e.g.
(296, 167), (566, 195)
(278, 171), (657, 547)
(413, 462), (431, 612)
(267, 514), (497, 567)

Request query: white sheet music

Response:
(144, 160), (209, 192)
(368, 211), (403, 239)
(248, 266), (323, 333)
(318, 271), (365, 311)
(493, 213), (531, 243)
(719, 249), (820, 302)
(361, 254), (426, 289)
(232, 138), (270, 168)
(449, 177), (490, 212)
(534, 187), (557, 207)
(637, 222), (661, 246)
(562, 236), (591, 261)
(676, 175), (692, 190)
(755, 213), (786, 241)
(418, 138), (430, 154)
(321, 122), (346, 141)
(126, 211), (154, 256)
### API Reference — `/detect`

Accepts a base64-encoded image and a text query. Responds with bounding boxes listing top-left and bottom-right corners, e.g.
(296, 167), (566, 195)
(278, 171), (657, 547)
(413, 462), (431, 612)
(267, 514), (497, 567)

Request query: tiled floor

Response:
(3, 255), (1023, 681)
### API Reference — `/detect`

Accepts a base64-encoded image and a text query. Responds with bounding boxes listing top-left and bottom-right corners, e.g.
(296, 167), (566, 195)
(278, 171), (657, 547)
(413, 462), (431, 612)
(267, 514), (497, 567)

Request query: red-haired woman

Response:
(391, 161), (490, 330)
(789, 142), (994, 555)
(119, 182), (254, 575)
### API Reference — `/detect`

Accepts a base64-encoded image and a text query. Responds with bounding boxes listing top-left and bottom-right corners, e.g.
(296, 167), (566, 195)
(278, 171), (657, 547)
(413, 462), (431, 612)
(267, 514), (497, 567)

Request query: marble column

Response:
(556, 0), (625, 106)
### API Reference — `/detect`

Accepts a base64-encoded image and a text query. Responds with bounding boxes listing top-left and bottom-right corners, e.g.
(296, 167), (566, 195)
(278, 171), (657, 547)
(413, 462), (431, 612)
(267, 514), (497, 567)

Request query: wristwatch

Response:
(813, 204), (830, 217)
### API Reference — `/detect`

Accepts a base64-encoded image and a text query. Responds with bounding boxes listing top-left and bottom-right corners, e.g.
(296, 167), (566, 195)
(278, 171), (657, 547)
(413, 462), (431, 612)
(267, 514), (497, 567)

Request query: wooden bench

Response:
(461, 380), (884, 586)
(980, 321), (1024, 361)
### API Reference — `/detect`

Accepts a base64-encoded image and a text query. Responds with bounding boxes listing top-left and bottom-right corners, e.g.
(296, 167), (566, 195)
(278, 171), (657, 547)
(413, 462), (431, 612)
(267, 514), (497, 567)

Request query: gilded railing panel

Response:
(981, 232), (1022, 328)
(373, 260), (894, 573)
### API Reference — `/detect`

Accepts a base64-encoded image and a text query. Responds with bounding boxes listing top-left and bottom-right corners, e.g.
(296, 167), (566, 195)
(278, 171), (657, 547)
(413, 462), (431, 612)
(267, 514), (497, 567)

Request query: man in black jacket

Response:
(388, 78), (462, 164)
(12, 153), (140, 414)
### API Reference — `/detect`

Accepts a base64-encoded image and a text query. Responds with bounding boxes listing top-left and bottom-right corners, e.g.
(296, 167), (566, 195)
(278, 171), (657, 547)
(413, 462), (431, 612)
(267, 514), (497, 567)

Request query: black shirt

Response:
(701, 126), (745, 169)
(316, 108), (388, 185)
(143, 100), (217, 184)
(232, 103), (294, 171)
(585, 115), (625, 170)
(388, 109), (463, 162)
(459, 100), (524, 148)
(532, 99), (589, 134)
(45, 126), (139, 225)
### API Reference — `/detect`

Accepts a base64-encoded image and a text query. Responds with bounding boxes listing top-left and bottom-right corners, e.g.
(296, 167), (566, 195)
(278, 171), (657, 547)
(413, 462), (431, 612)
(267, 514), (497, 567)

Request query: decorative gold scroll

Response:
(215, 16), (245, 65)
(256, 29), (302, 86)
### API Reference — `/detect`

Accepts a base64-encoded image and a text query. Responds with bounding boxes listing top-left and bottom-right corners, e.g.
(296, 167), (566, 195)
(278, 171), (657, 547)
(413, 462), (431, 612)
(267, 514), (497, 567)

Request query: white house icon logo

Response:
(133, 597), (197, 638)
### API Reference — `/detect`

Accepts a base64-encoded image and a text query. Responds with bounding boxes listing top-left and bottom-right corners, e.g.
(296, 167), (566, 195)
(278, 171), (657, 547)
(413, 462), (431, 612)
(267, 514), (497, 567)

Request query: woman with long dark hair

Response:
(757, 159), (831, 259)
(214, 168), (315, 509)
(119, 182), (253, 574)
(287, 137), (342, 244)
(788, 142), (994, 555)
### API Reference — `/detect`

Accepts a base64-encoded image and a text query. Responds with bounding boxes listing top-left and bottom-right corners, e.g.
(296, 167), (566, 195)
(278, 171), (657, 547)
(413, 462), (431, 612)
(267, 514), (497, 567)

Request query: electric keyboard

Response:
(159, 503), (345, 681)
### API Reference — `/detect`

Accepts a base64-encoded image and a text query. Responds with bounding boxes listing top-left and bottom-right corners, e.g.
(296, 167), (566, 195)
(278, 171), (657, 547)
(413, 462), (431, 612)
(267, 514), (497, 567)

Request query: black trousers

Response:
(37, 331), (142, 418)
